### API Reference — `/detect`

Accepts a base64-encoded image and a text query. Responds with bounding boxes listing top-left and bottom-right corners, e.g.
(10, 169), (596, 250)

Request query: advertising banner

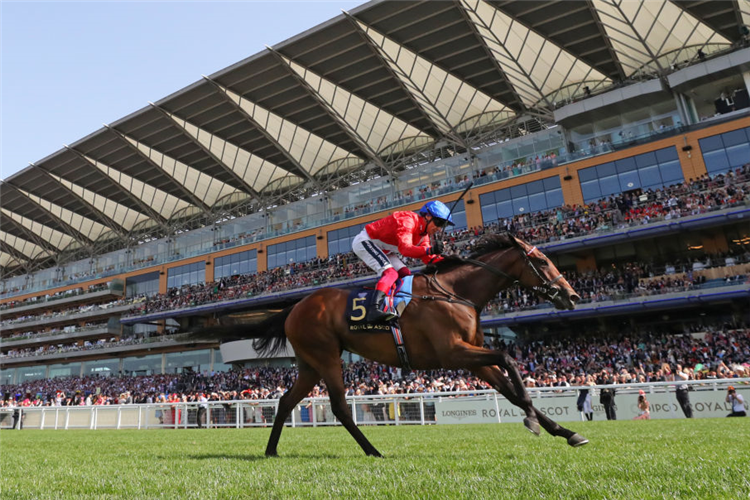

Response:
(434, 388), (748, 424)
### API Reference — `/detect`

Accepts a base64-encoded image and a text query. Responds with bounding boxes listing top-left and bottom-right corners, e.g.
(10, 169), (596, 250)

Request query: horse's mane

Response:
(421, 232), (517, 274)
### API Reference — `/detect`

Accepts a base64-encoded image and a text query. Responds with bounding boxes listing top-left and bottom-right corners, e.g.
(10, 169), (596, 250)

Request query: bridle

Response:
(423, 237), (565, 307)
(465, 239), (565, 302)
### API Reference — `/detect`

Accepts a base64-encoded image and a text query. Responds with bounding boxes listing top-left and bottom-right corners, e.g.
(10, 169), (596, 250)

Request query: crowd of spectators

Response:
(2, 326), (747, 407)
(0, 298), (129, 329)
(127, 165), (749, 317)
(3, 166), (749, 357)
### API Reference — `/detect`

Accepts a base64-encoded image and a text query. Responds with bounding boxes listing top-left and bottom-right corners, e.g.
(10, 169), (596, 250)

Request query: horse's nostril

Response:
(570, 294), (581, 303)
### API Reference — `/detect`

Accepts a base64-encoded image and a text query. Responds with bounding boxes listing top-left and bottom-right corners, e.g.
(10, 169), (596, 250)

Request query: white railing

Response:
(1, 379), (746, 430)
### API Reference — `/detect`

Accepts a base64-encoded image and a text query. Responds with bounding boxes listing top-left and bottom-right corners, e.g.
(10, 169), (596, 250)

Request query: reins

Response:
(405, 238), (565, 309)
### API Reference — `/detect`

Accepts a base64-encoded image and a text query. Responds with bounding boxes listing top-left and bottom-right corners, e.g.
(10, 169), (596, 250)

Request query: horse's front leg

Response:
(438, 342), (539, 434)
(472, 366), (589, 447)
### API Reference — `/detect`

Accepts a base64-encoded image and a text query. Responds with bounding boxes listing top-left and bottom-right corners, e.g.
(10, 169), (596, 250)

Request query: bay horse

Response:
(208, 232), (588, 456)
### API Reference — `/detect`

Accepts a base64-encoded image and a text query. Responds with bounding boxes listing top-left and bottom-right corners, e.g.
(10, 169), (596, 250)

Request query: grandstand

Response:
(1, 0), (749, 401)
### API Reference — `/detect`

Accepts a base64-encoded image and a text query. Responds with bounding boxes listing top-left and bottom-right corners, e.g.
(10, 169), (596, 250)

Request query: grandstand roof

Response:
(2, 0), (749, 273)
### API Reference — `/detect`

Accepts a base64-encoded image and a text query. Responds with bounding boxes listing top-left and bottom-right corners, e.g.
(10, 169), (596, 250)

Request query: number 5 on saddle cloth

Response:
(346, 276), (414, 369)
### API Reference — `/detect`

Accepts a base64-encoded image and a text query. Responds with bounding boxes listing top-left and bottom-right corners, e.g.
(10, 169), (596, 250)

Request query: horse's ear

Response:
(505, 231), (520, 248)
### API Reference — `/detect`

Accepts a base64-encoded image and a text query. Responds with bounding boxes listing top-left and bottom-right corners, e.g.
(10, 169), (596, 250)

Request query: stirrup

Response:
(366, 306), (397, 323)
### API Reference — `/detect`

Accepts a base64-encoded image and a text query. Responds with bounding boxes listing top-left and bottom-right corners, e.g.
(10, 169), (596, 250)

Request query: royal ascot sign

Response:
(435, 398), (501, 424)
(434, 388), (748, 424)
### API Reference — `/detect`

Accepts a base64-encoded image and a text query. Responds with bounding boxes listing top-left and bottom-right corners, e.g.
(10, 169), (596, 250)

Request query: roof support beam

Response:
(3, 182), (93, 249)
(0, 240), (33, 265)
(32, 165), (128, 241)
(0, 212), (61, 255)
(63, 146), (171, 231)
(266, 47), (395, 177)
(455, 0), (530, 114)
(343, 12), (471, 150)
(585, 0), (640, 80)
(178, 84), (324, 194)
(104, 126), (213, 213)
(148, 101), (276, 201)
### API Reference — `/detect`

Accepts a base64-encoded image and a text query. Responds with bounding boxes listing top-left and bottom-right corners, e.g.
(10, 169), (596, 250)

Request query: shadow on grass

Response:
(186, 452), (351, 461)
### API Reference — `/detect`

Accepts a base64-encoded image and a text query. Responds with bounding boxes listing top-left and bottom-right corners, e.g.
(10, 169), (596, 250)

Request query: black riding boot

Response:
(365, 290), (397, 323)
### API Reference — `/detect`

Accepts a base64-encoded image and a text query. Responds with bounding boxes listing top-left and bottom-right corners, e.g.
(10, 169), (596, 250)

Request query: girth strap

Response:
(390, 323), (411, 371)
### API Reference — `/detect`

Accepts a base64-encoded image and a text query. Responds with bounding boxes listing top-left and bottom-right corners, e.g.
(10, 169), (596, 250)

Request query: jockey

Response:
(352, 200), (454, 322)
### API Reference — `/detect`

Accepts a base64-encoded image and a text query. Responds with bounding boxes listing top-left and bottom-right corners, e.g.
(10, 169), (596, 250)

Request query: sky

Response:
(0, 0), (363, 180)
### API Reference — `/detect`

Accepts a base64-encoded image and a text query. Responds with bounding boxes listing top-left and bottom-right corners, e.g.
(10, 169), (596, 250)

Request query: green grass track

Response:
(1, 418), (748, 499)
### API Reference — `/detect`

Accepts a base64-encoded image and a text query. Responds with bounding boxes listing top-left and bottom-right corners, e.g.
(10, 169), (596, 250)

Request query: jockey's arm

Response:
(394, 215), (431, 259)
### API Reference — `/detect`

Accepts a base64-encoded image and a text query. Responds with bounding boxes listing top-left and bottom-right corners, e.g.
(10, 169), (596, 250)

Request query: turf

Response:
(1, 418), (748, 499)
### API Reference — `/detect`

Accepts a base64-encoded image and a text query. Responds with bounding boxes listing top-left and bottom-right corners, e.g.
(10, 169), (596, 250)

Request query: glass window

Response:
(0, 368), (15, 385)
(328, 222), (365, 255)
(579, 146), (683, 202)
(449, 200), (467, 231)
(479, 177), (562, 224)
(165, 350), (210, 374)
(496, 200), (514, 219)
(578, 166), (598, 182)
(17, 366), (46, 383)
(638, 165), (662, 188)
(526, 180), (545, 194)
(598, 176), (620, 197)
(699, 128), (750, 176)
(721, 129), (748, 147)
(659, 161), (684, 183)
(654, 147), (678, 163)
(48, 363), (80, 379)
(528, 192), (547, 212)
(268, 236), (316, 269)
(703, 149), (730, 175)
(726, 143), (750, 169)
(510, 184), (527, 198)
(698, 135), (724, 152)
(122, 354), (162, 376)
(596, 162), (616, 177)
(546, 189), (564, 208)
(126, 272), (160, 297)
(481, 203), (497, 222)
(618, 170), (641, 191)
(212, 349), (233, 372)
(615, 157), (637, 173)
(215, 250), (257, 279)
(635, 152), (657, 168)
(512, 197), (530, 215)
(167, 262), (205, 289)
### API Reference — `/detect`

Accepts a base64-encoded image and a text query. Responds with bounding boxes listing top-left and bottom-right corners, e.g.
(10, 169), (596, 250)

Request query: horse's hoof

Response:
(567, 433), (589, 447)
(523, 417), (541, 436)
(265, 451), (278, 458)
(366, 449), (383, 458)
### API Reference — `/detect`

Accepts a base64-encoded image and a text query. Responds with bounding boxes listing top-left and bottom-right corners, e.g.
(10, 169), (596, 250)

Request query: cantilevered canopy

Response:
(1, 0), (743, 273)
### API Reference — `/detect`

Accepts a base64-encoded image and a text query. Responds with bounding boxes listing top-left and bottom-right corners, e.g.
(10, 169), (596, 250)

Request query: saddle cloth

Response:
(346, 276), (414, 332)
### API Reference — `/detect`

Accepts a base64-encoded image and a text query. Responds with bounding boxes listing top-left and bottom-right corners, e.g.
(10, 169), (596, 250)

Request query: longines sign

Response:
(434, 389), (748, 424)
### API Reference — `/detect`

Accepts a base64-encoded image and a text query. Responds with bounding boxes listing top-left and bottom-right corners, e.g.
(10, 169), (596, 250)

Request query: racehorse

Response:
(203, 232), (588, 456)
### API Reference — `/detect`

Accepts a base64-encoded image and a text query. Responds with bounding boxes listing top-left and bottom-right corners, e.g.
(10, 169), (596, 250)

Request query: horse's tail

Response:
(251, 304), (294, 358)
(185, 304), (296, 358)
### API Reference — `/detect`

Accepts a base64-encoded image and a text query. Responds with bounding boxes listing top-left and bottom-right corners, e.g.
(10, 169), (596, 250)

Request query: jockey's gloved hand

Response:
(429, 238), (444, 256)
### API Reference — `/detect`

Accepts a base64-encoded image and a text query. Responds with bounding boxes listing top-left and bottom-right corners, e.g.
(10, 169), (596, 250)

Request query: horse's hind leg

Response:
(265, 361), (319, 457)
(442, 343), (540, 434)
(473, 366), (588, 447)
(318, 364), (383, 457)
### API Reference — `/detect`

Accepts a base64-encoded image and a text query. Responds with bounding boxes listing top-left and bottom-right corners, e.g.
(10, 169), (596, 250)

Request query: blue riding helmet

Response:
(419, 200), (455, 226)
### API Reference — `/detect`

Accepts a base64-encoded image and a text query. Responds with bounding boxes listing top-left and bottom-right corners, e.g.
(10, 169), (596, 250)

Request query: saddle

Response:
(346, 276), (414, 370)
(346, 276), (413, 331)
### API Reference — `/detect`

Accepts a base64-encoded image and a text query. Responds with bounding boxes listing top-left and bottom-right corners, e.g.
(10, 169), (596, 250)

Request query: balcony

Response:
(0, 286), (124, 320)
(0, 303), (133, 334)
